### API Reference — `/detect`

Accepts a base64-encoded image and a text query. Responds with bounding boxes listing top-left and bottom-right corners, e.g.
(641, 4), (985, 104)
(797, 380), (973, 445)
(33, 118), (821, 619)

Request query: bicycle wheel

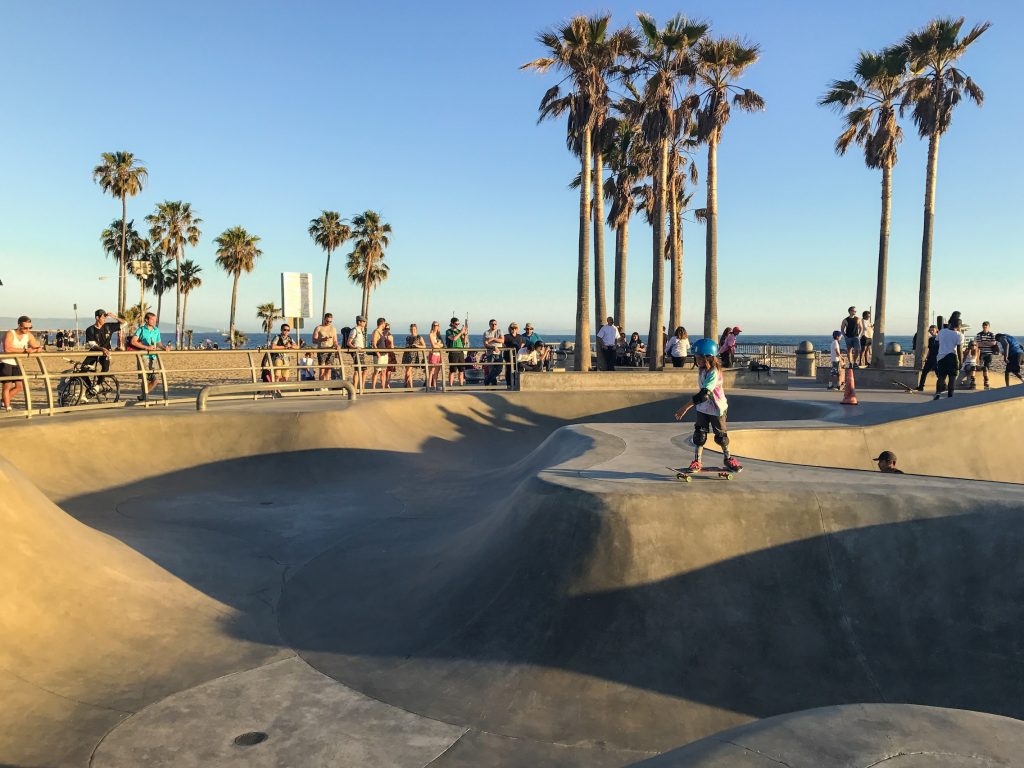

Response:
(95, 377), (120, 403)
(59, 378), (84, 407)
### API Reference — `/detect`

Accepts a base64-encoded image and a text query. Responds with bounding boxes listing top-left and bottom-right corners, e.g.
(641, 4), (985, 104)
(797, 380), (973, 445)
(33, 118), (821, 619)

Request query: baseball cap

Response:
(95, 309), (106, 318)
(873, 451), (897, 462)
(356, 315), (366, 323)
(733, 325), (743, 333)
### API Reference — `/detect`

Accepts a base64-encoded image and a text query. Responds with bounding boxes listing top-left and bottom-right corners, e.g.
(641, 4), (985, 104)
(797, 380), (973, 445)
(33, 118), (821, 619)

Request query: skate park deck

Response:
(1, 385), (1023, 767)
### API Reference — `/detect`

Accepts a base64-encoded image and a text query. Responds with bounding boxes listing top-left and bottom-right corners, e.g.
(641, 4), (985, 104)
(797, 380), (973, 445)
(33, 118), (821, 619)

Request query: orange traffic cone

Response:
(841, 366), (858, 405)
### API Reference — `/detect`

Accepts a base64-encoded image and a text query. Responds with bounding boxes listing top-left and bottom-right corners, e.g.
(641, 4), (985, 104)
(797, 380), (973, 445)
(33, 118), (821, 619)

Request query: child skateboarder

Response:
(674, 338), (742, 474)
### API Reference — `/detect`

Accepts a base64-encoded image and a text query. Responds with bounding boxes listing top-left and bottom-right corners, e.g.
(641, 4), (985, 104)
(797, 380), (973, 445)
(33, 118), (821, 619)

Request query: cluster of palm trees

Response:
(524, 13), (765, 371)
(821, 17), (989, 368)
(93, 152), (393, 349)
(524, 13), (988, 372)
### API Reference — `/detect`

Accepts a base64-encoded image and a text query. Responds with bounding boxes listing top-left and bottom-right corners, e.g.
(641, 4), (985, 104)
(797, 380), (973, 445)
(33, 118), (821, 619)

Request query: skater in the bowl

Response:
(673, 338), (743, 477)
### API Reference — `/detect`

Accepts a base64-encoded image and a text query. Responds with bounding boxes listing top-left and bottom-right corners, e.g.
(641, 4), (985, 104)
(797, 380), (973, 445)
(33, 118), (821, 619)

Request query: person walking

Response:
(975, 321), (998, 390)
(596, 316), (618, 371)
(840, 307), (863, 367)
(665, 327), (691, 368)
(933, 318), (964, 400)
(916, 325), (939, 391)
(995, 333), (1024, 387)
(1, 316), (43, 412)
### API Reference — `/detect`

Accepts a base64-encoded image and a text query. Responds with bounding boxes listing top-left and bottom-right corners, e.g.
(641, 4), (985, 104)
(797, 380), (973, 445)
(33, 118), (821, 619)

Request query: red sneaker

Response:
(688, 459), (702, 473)
(724, 456), (743, 472)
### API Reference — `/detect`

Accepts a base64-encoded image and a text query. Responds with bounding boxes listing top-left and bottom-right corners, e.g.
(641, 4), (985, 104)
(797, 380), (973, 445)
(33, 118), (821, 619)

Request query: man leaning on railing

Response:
(130, 312), (167, 400)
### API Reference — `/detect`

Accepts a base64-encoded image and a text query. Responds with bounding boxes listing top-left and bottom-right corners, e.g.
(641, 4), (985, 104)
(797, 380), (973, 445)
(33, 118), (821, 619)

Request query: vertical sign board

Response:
(282, 272), (313, 345)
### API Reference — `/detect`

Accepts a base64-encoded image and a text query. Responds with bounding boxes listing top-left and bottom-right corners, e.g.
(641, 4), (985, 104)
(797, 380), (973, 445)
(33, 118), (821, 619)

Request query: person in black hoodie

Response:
(916, 325), (939, 391)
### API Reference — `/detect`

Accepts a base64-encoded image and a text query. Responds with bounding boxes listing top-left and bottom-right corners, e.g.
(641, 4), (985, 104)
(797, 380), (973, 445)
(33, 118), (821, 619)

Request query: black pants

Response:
(935, 354), (958, 397)
(83, 355), (110, 390)
(917, 357), (936, 390)
(671, 356), (684, 367)
(601, 346), (616, 371)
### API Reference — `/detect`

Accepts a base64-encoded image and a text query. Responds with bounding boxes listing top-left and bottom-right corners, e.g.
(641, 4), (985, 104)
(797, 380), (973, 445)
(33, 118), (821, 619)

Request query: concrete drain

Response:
(233, 731), (269, 747)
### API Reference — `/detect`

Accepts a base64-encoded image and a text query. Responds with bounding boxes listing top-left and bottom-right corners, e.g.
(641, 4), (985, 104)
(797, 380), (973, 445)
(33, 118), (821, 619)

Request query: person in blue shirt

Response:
(522, 323), (552, 372)
(130, 312), (167, 399)
(995, 333), (1024, 387)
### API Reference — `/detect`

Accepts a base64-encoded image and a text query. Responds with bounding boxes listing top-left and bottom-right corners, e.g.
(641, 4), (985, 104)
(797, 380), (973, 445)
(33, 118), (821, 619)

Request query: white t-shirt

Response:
(596, 324), (618, 347)
(862, 321), (873, 340)
(830, 339), (842, 363)
(936, 328), (963, 360)
(666, 336), (690, 358)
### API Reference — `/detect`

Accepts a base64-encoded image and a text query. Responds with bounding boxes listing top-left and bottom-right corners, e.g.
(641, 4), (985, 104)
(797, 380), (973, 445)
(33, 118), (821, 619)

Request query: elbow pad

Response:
(692, 388), (711, 405)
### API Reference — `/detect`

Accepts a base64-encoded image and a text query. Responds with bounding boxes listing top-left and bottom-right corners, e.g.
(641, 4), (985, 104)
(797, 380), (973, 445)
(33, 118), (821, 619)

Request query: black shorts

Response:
(860, 335), (871, 348)
(937, 354), (959, 377)
(1008, 352), (1022, 375)
(84, 355), (111, 374)
(448, 350), (466, 365)
(694, 410), (727, 435)
(317, 351), (337, 366)
(0, 361), (20, 380)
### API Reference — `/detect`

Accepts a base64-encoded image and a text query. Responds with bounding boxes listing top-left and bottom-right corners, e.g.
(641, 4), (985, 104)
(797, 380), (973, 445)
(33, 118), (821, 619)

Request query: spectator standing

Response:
(596, 316), (618, 371)
(933, 318), (964, 400)
(503, 323), (525, 390)
(483, 318), (504, 386)
(1, 316), (43, 412)
(270, 323), (297, 383)
(130, 312), (167, 399)
(445, 317), (469, 387)
(827, 330), (843, 391)
(840, 307), (863, 366)
(369, 317), (388, 390)
(627, 332), (646, 367)
(346, 315), (368, 391)
(975, 321), (998, 390)
(916, 325), (939, 391)
(404, 324), (426, 389)
(719, 326), (740, 368)
(312, 313), (340, 381)
(382, 323), (397, 389)
(995, 333), (1024, 387)
(427, 321), (444, 390)
(860, 310), (873, 367)
(84, 309), (124, 398)
(666, 327), (691, 368)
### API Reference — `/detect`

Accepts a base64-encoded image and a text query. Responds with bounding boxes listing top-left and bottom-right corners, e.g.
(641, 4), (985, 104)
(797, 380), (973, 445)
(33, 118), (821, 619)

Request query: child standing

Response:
(674, 338), (742, 473)
(827, 330), (843, 391)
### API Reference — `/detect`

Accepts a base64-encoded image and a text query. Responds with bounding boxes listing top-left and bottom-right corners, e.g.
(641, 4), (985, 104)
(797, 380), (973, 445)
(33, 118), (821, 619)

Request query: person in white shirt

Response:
(665, 326), (691, 367)
(859, 310), (874, 367)
(934, 318), (964, 400)
(828, 330), (843, 391)
(596, 316), (618, 371)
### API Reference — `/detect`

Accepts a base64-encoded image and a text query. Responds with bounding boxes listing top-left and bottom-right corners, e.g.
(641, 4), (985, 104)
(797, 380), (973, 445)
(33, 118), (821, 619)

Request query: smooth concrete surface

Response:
(0, 387), (1022, 766)
(520, 368), (789, 391)
(633, 704), (1024, 766)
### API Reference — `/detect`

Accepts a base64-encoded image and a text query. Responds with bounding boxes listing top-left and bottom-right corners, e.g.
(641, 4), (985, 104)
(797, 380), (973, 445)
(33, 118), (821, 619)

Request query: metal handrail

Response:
(197, 380), (356, 411)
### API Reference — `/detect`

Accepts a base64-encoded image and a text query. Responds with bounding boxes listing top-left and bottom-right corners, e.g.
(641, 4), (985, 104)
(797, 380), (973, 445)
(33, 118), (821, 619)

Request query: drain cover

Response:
(233, 731), (269, 747)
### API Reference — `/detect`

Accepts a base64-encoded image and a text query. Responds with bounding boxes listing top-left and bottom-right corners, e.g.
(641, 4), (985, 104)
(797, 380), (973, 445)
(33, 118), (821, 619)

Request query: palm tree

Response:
(635, 13), (707, 370)
(256, 302), (283, 346)
(821, 48), (908, 369)
(522, 15), (637, 371)
(146, 251), (173, 325)
(667, 126), (700, 333)
(899, 17), (990, 368)
(604, 116), (645, 329)
(309, 211), (352, 318)
(347, 210), (392, 319)
(214, 227), (263, 350)
(694, 36), (765, 341)
(147, 201), (201, 349)
(100, 219), (147, 304)
(168, 260), (203, 346)
(93, 152), (148, 314)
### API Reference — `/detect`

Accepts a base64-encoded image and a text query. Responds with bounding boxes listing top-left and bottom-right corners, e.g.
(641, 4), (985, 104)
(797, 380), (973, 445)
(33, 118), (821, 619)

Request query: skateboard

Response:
(892, 381), (925, 394)
(667, 465), (742, 482)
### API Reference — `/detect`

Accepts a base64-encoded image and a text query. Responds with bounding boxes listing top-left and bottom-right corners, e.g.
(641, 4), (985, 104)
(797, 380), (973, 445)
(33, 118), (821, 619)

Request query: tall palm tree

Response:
(214, 227), (263, 350)
(347, 210), (392, 319)
(821, 48), (908, 369)
(146, 251), (173, 325)
(667, 126), (700, 333)
(694, 36), (765, 341)
(256, 302), (282, 346)
(309, 211), (352, 318)
(635, 13), (707, 370)
(899, 17), (989, 368)
(93, 152), (148, 314)
(147, 201), (201, 349)
(100, 220), (149, 308)
(604, 116), (645, 329)
(168, 260), (203, 346)
(179, 204), (202, 348)
(522, 15), (637, 371)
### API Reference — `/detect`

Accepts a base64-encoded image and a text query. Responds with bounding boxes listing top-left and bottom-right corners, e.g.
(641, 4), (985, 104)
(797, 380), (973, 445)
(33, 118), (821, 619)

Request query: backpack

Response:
(340, 326), (352, 346)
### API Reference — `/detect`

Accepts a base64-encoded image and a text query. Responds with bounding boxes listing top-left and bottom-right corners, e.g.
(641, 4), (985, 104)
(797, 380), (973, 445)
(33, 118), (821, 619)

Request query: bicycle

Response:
(56, 358), (120, 407)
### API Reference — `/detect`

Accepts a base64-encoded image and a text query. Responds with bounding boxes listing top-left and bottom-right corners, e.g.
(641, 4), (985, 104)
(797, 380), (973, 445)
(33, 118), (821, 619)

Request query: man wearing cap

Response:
(83, 309), (124, 398)
(523, 323), (552, 372)
(874, 451), (904, 474)
(347, 315), (368, 391)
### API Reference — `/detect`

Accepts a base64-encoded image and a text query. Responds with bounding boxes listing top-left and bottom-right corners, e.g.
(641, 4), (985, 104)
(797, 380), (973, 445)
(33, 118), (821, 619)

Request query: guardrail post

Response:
(20, 355), (33, 418)
(135, 353), (147, 403)
(156, 352), (169, 405)
(37, 355), (54, 416)
(246, 352), (259, 400)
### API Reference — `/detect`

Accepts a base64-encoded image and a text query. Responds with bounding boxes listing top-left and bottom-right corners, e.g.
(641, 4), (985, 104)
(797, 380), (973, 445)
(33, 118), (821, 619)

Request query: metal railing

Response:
(197, 380), (356, 411)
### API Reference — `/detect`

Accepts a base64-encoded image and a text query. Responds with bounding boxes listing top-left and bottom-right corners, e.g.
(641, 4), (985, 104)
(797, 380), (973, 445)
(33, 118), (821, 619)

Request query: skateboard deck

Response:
(667, 466), (742, 482)
(892, 381), (925, 394)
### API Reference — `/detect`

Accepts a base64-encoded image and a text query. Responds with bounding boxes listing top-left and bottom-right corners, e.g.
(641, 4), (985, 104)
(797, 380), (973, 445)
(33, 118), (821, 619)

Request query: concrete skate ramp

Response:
(1, 390), (1023, 766)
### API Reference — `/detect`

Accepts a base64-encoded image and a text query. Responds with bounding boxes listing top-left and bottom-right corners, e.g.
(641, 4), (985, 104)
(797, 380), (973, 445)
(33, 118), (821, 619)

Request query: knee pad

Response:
(693, 427), (709, 447)
(714, 430), (729, 448)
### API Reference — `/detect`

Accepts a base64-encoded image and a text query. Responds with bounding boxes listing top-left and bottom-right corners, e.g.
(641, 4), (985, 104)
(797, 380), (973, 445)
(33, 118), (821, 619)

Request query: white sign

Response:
(281, 272), (313, 318)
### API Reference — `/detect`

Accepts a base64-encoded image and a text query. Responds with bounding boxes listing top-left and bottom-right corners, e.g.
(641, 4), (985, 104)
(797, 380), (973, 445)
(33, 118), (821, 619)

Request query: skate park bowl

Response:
(1, 388), (1024, 766)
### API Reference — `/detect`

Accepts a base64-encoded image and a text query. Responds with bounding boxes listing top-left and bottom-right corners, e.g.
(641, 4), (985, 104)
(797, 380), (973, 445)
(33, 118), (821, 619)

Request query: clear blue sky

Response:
(1, 0), (1018, 335)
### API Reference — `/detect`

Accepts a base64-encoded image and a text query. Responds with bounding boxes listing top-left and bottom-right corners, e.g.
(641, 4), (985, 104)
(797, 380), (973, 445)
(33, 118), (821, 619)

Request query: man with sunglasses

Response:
(270, 322), (298, 386)
(1, 316), (43, 412)
(83, 309), (125, 399)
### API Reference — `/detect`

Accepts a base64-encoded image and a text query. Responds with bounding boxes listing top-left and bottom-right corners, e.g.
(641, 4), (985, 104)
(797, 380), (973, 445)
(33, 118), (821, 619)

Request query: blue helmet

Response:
(692, 338), (719, 357)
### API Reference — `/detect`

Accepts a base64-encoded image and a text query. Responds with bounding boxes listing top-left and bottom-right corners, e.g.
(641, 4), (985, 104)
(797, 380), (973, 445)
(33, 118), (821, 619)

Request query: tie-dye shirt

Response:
(696, 366), (728, 416)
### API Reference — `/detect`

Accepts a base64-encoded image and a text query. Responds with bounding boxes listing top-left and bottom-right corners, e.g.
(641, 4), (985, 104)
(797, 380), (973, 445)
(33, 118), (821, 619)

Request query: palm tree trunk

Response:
(914, 132), (940, 369)
(119, 196), (127, 315)
(181, 292), (189, 349)
(669, 176), (681, 333)
(175, 246), (183, 351)
(322, 247), (332, 319)
(593, 150), (607, 331)
(139, 277), (144, 311)
(648, 137), (668, 371)
(576, 128), (593, 372)
(156, 291), (163, 326)
(704, 140), (719, 341)
(871, 162), (893, 369)
(614, 222), (628, 331)
(362, 274), (370, 321)
(228, 273), (240, 350)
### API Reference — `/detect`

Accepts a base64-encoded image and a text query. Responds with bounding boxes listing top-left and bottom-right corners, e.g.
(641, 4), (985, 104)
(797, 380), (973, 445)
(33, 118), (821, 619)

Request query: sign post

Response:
(281, 271), (313, 355)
